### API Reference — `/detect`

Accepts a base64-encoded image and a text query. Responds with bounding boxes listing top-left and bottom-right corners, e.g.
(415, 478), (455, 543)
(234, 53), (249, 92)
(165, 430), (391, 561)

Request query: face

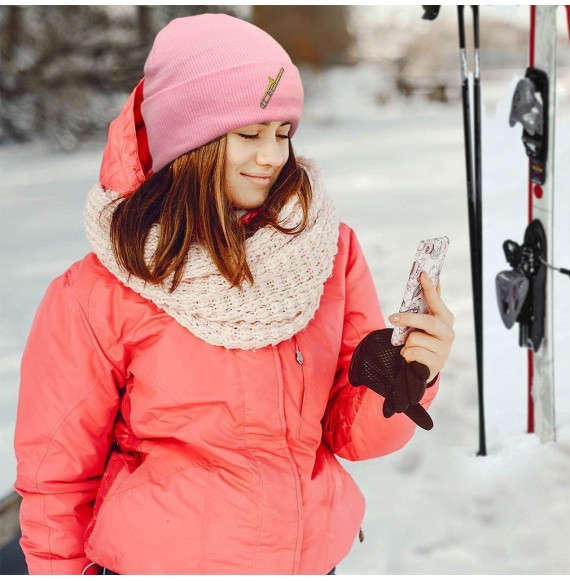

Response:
(224, 121), (291, 210)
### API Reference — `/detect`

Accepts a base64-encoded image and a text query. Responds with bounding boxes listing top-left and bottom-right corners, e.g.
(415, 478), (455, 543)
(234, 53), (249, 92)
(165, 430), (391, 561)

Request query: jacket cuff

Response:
(427, 373), (440, 389)
(420, 373), (440, 407)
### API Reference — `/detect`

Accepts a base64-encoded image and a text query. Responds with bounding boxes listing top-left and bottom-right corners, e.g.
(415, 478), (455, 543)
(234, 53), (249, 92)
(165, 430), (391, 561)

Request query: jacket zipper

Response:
(295, 336), (306, 441)
(271, 346), (304, 573)
(294, 337), (304, 365)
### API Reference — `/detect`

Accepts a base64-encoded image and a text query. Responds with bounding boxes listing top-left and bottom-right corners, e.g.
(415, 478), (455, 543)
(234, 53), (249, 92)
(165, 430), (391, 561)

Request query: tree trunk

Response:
(1, 6), (22, 63)
(251, 6), (354, 68)
(137, 6), (153, 44)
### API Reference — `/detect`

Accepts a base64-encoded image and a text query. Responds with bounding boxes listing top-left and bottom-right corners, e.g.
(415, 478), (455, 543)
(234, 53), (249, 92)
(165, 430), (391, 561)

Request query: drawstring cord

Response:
(81, 563), (99, 575)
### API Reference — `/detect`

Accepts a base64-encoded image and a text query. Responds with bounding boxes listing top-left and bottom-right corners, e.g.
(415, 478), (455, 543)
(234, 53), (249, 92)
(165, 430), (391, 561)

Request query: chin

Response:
(235, 194), (268, 210)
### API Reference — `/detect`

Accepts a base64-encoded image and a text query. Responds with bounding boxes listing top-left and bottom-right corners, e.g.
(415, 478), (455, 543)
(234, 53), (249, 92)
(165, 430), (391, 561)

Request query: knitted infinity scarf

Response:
(84, 161), (340, 350)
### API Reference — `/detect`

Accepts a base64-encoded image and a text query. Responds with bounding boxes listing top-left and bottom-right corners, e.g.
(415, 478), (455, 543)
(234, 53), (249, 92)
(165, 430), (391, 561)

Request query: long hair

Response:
(109, 136), (312, 292)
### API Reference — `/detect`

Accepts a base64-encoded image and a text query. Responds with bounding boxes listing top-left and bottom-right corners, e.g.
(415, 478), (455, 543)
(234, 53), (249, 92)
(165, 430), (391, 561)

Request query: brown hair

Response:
(109, 136), (312, 292)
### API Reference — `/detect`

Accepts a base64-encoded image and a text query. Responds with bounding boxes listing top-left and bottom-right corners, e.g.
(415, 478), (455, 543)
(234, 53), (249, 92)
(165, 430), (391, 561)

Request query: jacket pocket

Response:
(85, 463), (215, 573)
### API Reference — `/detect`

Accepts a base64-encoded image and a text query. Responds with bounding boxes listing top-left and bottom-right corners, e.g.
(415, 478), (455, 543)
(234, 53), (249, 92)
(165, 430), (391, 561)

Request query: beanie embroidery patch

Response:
(260, 68), (284, 109)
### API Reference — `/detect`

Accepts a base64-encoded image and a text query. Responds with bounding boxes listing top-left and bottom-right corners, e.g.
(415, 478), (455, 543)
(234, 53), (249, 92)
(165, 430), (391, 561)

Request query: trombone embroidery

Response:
(260, 68), (284, 109)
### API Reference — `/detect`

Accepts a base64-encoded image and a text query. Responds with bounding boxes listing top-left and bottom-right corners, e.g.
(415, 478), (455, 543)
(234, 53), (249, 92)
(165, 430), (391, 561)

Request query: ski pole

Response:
(458, 5), (486, 456)
(473, 5), (482, 300)
(472, 6), (485, 458)
(422, 5), (486, 455)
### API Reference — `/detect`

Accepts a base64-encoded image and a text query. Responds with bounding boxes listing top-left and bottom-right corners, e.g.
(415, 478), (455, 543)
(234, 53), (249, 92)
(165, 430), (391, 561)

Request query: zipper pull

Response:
(295, 339), (304, 364)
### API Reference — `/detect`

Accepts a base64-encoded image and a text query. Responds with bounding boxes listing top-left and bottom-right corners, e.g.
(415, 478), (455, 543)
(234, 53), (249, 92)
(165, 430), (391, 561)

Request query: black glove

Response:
(348, 328), (434, 430)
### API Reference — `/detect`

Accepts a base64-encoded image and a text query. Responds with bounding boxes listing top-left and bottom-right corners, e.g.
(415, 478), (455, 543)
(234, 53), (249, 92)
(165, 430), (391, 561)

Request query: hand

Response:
(348, 327), (434, 430)
(389, 272), (455, 384)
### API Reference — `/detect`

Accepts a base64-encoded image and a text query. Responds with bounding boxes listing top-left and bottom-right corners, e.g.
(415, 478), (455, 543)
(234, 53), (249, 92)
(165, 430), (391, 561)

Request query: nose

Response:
(256, 137), (286, 168)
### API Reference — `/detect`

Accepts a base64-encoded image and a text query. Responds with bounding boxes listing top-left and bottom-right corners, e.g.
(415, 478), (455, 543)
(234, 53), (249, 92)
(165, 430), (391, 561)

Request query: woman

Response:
(14, 13), (455, 575)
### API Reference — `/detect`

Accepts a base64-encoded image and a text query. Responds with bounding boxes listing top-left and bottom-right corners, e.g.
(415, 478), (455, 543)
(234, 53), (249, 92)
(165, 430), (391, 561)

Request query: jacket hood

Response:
(99, 79), (153, 196)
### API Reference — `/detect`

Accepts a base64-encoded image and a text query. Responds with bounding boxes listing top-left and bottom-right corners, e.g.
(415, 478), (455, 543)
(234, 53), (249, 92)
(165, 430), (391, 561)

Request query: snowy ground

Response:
(1, 61), (569, 574)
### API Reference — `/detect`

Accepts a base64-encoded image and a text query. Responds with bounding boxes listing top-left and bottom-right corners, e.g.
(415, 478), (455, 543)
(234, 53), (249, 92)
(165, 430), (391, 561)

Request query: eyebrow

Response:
(258, 122), (292, 127)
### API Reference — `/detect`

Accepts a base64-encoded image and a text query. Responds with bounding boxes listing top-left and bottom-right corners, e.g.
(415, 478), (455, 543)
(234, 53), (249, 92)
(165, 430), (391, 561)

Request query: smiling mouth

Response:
(241, 173), (272, 183)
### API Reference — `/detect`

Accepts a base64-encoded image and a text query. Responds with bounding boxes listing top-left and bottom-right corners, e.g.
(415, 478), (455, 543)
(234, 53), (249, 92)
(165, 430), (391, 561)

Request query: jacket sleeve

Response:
(322, 227), (439, 461)
(14, 267), (124, 574)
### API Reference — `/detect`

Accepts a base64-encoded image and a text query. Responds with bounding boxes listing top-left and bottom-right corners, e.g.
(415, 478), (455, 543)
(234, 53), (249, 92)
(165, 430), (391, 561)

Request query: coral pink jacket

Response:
(14, 84), (438, 575)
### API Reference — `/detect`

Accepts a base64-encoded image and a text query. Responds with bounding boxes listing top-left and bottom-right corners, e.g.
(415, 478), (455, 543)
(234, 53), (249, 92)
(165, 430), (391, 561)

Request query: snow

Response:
(1, 19), (570, 578)
(294, 65), (570, 574)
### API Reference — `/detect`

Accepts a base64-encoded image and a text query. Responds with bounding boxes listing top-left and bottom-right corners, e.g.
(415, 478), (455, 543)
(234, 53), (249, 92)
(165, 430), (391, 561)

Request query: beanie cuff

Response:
(142, 61), (303, 172)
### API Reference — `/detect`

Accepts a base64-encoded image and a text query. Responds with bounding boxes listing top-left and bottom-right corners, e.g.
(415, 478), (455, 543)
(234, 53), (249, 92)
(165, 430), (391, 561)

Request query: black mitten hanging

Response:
(349, 328), (434, 430)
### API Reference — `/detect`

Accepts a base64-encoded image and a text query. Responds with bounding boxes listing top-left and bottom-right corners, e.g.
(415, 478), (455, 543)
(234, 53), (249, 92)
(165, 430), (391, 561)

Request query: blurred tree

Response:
(1, 6), (21, 63)
(137, 6), (153, 44)
(0, 5), (240, 147)
(251, 6), (355, 68)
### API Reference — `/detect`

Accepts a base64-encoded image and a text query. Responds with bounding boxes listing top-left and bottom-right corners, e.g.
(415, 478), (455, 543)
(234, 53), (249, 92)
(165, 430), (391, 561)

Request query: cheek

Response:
(272, 147), (289, 181)
(225, 136), (249, 169)
(281, 143), (291, 165)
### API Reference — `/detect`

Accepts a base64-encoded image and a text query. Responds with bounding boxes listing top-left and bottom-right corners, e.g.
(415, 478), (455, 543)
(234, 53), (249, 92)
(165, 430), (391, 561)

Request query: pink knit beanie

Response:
(141, 13), (304, 173)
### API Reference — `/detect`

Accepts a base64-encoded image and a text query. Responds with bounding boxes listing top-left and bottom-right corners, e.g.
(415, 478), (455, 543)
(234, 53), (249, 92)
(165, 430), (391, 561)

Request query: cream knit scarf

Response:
(84, 161), (340, 350)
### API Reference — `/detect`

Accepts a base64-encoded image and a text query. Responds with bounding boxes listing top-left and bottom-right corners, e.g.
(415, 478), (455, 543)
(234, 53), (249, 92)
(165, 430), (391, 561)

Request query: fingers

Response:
(390, 311), (455, 342)
(389, 272), (456, 384)
(419, 272), (453, 326)
(400, 346), (440, 382)
(388, 273), (453, 333)
(401, 330), (452, 377)
(403, 330), (440, 355)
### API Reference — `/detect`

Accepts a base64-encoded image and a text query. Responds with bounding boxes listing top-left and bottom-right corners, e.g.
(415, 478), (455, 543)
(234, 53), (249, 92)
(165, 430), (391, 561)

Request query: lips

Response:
(241, 173), (272, 184)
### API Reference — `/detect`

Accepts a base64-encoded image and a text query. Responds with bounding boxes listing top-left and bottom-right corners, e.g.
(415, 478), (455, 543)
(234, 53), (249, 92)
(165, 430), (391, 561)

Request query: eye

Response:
(277, 134), (290, 141)
(238, 133), (258, 140)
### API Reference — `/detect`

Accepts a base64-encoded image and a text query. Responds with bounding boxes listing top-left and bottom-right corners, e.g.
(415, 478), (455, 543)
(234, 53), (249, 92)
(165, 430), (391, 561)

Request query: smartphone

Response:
(391, 236), (450, 347)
